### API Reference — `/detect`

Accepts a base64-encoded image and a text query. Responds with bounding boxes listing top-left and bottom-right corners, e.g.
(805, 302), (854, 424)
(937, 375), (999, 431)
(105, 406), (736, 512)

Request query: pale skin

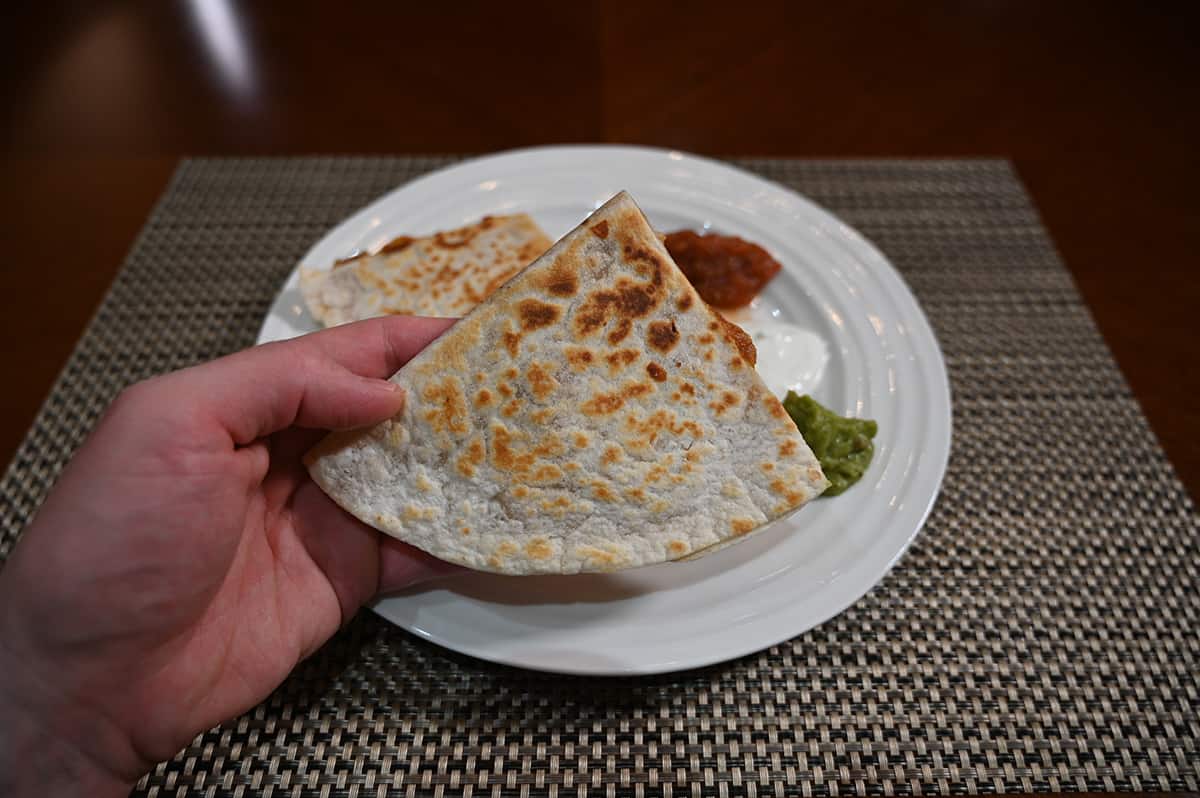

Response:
(0, 316), (458, 796)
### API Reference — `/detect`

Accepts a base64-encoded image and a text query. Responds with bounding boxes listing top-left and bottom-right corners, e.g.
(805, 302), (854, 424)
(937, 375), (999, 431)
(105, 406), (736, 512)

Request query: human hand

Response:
(0, 316), (457, 796)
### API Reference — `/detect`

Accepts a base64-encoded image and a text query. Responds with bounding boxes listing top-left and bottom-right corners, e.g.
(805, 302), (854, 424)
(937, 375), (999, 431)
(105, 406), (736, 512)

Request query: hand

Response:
(0, 316), (457, 796)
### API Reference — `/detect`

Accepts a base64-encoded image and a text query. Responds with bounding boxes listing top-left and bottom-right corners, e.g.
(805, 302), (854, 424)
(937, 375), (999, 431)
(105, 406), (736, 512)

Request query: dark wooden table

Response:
(3, 1), (1197, 504)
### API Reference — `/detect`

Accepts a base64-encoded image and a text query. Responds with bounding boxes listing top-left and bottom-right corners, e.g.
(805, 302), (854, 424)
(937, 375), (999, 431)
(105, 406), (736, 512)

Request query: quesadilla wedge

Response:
(301, 214), (551, 325)
(306, 192), (828, 574)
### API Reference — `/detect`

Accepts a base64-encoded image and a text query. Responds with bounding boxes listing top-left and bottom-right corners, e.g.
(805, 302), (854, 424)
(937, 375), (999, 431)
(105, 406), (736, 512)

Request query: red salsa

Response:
(664, 231), (781, 309)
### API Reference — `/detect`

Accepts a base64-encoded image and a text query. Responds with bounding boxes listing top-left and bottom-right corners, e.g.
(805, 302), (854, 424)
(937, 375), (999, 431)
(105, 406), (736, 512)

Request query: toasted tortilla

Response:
(300, 214), (551, 325)
(306, 192), (828, 574)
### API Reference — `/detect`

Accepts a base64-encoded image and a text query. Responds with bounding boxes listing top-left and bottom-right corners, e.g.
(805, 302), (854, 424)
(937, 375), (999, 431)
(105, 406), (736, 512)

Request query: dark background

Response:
(2, 1), (1198, 500)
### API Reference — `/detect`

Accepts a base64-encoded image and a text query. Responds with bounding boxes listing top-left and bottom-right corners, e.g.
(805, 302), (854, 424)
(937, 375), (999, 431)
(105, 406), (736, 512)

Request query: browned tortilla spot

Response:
(434, 229), (477, 249)
(517, 299), (560, 330)
(582, 392), (624, 416)
(647, 320), (680, 353)
(379, 235), (415, 254)
(605, 349), (639, 372)
(622, 381), (653, 400)
(620, 244), (666, 285)
(536, 436), (566, 458)
(766, 397), (789, 419)
(591, 480), (617, 501)
(525, 362), (558, 400)
(524, 538), (553, 560)
(541, 495), (573, 513)
(770, 479), (805, 505)
(502, 330), (520, 357)
(421, 377), (469, 436)
(545, 264), (578, 297)
(531, 464), (563, 483)
(606, 319), (633, 345)
(601, 445), (623, 465)
(717, 315), (757, 367)
(461, 282), (482, 305)
(580, 546), (616, 565)
(731, 518), (756, 536)
(456, 437), (485, 478)
(566, 347), (594, 370)
(573, 276), (662, 339)
(646, 362), (667, 382)
(590, 220), (609, 238)
(403, 505), (436, 521)
(492, 427), (524, 473)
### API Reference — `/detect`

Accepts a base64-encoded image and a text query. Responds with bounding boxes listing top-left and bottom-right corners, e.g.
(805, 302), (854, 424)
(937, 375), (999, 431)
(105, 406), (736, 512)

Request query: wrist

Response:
(0, 616), (139, 796)
(0, 689), (133, 797)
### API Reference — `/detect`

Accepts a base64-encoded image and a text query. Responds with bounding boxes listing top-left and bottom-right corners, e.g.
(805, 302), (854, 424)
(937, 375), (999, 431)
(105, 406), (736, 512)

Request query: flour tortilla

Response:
(301, 214), (551, 325)
(307, 192), (828, 574)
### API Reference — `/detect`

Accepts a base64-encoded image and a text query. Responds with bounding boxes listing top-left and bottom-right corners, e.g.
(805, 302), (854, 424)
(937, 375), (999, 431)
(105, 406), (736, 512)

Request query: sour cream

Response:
(738, 318), (829, 398)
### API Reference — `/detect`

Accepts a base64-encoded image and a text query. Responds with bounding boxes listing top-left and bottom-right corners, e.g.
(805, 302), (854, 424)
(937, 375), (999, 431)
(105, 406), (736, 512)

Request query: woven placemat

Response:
(1, 158), (1196, 795)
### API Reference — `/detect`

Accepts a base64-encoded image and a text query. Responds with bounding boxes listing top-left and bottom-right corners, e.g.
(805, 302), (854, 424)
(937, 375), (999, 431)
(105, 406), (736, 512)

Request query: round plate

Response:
(258, 146), (951, 675)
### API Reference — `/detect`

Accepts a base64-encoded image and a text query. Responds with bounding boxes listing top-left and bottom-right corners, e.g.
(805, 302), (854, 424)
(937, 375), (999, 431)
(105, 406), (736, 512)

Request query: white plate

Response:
(258, 146), (951, 675)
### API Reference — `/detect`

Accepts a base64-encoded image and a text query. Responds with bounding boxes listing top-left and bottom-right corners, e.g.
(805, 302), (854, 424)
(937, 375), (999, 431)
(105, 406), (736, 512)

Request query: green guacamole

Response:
(782, 392), (877, 496)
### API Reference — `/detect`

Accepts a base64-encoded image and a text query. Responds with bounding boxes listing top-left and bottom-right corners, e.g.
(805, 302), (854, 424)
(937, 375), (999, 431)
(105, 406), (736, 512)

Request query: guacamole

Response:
(782, 392), (877, 496)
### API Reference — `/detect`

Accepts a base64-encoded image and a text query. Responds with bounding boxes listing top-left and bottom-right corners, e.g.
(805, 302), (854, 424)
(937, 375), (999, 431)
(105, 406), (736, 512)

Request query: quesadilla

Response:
(307, 192), (828, 574)
(301, 214), (552, 325)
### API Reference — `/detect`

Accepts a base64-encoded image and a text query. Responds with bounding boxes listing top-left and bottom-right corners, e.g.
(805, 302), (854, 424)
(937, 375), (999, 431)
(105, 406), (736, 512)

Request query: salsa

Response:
(664, 230), (781, 309)
(783, 392), (876, 496)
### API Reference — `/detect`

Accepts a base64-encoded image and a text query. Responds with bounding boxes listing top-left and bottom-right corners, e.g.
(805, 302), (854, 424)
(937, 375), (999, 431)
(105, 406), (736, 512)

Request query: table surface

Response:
(3, 155), (1195, 796)
(3, 3), (1198, 504)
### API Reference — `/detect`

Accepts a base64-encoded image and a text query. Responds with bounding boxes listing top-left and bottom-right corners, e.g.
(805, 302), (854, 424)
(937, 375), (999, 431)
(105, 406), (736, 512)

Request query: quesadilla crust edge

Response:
(300, 214), (552, 324)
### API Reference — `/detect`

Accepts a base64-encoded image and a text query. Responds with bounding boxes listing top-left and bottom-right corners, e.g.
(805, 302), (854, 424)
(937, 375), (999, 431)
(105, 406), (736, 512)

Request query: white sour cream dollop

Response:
(738, 318), (829, 398)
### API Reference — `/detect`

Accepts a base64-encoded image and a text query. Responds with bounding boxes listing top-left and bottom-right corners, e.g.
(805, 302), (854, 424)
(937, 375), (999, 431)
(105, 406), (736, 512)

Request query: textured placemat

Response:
(1, 158), (1197, 795)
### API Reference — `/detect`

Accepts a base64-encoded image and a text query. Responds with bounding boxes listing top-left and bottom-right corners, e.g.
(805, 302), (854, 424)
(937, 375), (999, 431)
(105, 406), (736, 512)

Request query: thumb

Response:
(290, 368), (407, 432)
(161, 348), (406, 446)
(147, 316), (451, 444)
